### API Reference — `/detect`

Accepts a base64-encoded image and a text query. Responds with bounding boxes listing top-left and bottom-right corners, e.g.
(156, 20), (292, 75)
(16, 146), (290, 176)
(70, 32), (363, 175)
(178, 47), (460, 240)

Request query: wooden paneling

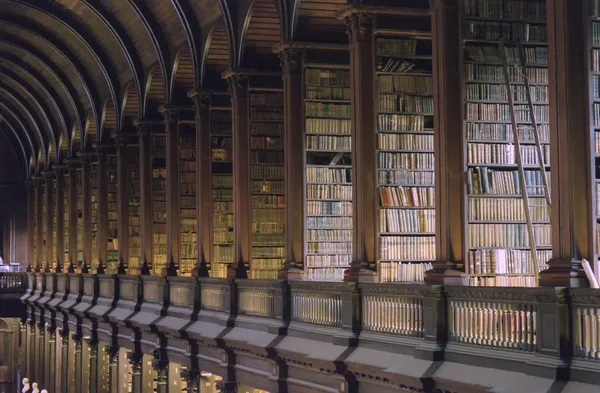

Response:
(71, 123), (81, 154)
(295, 0), (348, 41)
(122, 83), (140, 124)
(172, 46), (194, 101)
(145, 0), (187, 57)
(101, 100), (117, 140)
(145, 66), (166, 116)
(58, 133), (68, 160)
(205, 24), (231, 75)
(84, 112), (97, 148)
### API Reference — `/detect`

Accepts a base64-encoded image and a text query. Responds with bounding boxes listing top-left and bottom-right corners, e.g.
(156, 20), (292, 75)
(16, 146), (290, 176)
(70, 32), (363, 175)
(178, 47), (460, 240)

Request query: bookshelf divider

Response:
(591, 0), (600, 275)
(51, 173), (57, 270)
(152, 132), (167, 275)
(107, 152), (119, 272)
(91, 160), (99, 270)
(179, 119), (197, 276)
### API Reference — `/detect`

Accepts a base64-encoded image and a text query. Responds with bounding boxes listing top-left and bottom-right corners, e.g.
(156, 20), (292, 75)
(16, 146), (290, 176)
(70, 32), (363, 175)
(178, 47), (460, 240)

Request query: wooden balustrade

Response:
(289, 282), (343, 328)
(237, 280), (277, 319)
(199, 278), (229, 312)
(0, 272), (25, 290)
(572, 288), (600, 359)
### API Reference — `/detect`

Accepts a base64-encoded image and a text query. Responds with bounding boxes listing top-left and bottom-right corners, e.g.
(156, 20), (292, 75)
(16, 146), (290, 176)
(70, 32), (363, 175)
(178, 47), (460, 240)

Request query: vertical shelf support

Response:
(189, 90), (212, 277)
(34, 176), (43, 272)
(135, 120), (155, 275)
(223, 69), (251, 279)
(275, 44), (306, 280)
(339, 9), (378, 282)
(115, 134), (131, 275)
(79, 152), (95, 274)
(25, 179), (35, 272)
(95, 144), (110, 274)
(426, 0), (465, 285)
(55, 165), (66, 273)
(66, 159), (79, 273)
(43, 172), (54, 272)
(541, 0), (590, 287)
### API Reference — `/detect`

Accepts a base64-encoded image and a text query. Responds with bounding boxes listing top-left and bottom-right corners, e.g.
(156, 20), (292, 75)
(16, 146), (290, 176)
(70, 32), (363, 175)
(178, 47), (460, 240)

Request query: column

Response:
(35, 177), (43, 272)
(66, 160), (79, 272)
(115, 135), (130, 274)
(223, 70), (251, 279)
(44, 172), (54, 272)
(105, 345), (120, 393)
(26, 180), (35, 271)
(79, 153), (94, 273)
(540, 0), (590, 286)
(152, 351), (169, 393)
(73, 334), (83, 392)
(189, 92), (211, 277)
(142, 353), (154, 393)
(60, 330), (69, 393)
(37, 324), (45, 385)
(96, 145), (110, 274)
(425, 0), (465, 284)
(274, 44), (304, 279)
(55, 166), (66, 272)
(87, 339), (99, 393)
(181, 368), (200, 393)
(159, 106), (181, 276)
(136, 121), (153, 274)
(28, 321), (36, 382)
(82, 338), (91, 393)
(47, 328), (57, 391)
(127, 350), (143, 393)
(340, 10), (377, 281)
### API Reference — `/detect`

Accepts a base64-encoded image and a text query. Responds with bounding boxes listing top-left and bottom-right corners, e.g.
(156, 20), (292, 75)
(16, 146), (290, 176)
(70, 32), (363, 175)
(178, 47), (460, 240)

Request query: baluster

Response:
(592, 308), (598, 359)
(574, 307), (582, 357)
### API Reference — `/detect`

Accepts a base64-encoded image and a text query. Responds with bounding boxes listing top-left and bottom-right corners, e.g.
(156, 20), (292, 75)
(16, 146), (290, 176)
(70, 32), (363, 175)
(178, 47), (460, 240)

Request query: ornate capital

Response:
(151, 348), (169, 375)
(126, 350), (142, 368)
(215, 381), (237, 393)
(277, 47), (302, 73)
(429, 0), (458, 11)
(343, 12), (374, 39)
(179, 368), (199, 385)
(104, 345), (119, 363)
(161, 108), (179, 126)
(221, 69), (248, 90)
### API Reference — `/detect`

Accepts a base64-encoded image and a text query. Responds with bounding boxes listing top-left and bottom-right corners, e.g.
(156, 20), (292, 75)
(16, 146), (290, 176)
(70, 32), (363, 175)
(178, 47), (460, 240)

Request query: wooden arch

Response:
(70, 121), (81, 156)
(171, 45), (195, 104)
(83, 111), (97, 150)
(121, 82), (140, 129)
(100, 99), (118, 140)
(144, 65), (166, 118)
(239, 0), (283, 68)
(202, 24), (231, 87)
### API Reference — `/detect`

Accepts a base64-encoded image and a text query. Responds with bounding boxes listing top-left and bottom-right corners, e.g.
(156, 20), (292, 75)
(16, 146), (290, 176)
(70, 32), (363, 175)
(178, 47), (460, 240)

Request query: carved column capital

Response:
(222, 69), (248, 90)
(104, 345), (119, 363)
(275, 45), (303, 73)
(342, 12), (374, 39)
(126, 350), (142, 371)
(429, 0), (458, 11)
(215, 381), (237, 393)
(151, 348), (169, 377)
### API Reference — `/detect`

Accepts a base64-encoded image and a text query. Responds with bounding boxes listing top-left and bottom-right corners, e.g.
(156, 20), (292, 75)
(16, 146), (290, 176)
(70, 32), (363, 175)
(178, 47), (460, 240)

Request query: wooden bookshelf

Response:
(303, 65), (352, 281)
(249, 83), (285, 280)
(107, 153), (119, 272)
(77, 167), (83, 264)
(375, 20), (435, 282)
(91, 162), (99, 269)
(211, 96), (233, 278)
(127, 145), (141, 272)
(179, 124), (197, 276)
(42, 180), (47, 269)
(462, 0), (551, 287)
(591, 0), (600, 274)
(63, 170), (69, 270)
(152, 133), (167, 274)
(52, 176), (57, 269)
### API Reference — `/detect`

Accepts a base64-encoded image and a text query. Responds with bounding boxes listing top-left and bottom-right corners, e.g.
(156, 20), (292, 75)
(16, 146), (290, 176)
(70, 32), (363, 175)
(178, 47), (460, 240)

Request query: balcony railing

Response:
(0, 272), (26, 291)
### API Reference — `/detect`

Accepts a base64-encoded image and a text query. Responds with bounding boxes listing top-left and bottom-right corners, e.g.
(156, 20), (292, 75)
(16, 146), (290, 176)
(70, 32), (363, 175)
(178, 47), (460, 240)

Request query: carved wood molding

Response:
(336, 5), (429, 20)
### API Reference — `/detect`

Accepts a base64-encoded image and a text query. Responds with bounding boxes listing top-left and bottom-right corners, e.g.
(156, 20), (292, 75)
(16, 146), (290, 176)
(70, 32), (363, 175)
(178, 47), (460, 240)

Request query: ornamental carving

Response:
(343, 12), (373, 39)
(277, 48), (302, 72)
(445, 287), (556, 303)
(215, 381), (237, 393)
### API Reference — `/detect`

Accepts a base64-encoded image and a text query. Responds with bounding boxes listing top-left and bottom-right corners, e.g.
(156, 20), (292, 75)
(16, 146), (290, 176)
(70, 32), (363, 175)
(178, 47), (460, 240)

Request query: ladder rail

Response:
(499, 39), (540, 286)
(517, 41), (552, 209)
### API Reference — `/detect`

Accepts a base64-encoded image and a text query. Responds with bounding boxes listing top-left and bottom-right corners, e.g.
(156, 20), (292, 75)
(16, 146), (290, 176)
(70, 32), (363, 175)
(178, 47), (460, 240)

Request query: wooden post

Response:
(66, 160), (79, 273)
(115, 134), (130, 274)
(339, 10), (377, 282)
(95, 145), (110, 274)
(223, 69), (251, 279)
(188, 91), (211, 277)
(541, 0), (590, 287)
(426, 0), (465, 285)
(43, 172), (54, 272)
(274, 44), (305, 280)
(78, 153), (94, 273)
(54, 166), (66, 273)
(34, 176), (43, 272)
(26, 179), (35, 271)
(135, 120), (154, 275)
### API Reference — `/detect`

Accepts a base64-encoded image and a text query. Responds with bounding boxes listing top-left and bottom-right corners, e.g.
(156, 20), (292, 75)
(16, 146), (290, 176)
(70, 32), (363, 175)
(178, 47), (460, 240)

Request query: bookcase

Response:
(107, 154), (119, 272)
(180, 125), (197, 276)
(375, 21), (435, 282)
(152, 133), (167, 274)
(128, 144), (141, 272)
(91, 162), (99, 269)
(211, 95), (233, 278)
(462, 0), (551, 287)
(63, 171), (69, 269)
(42, 181), (47, 268)
(77, 167), (83, 263)
(303, 65), (352, 281)
(52, 176), (57, 268)
(249, 85), (285, 279)
(591, 0), (600, 274)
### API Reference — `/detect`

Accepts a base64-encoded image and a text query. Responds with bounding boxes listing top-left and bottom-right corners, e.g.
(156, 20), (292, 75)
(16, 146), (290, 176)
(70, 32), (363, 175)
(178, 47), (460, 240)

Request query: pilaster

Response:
(25, 179), (35, 271)
(273, 44), (305, 280)
(54, 165), (67, 272)
(540, 0), (590, 287)
(135, 120), (154, 275)
(73, 333), (83, 392)
(65, 159), (79, 273)
(223, 69), (251, 279)
(115, 134), (132, 274)
(60, 329), (70, 393)
(338, 10), (377, 282)
(426, 0), (465, 285)
(34, 176), (43, 272)
(78, 152), (95, 273)
(47, 327), (57, 391)
(43, 171), (54, 272)
(95, 144), (112, 274)
(127, 350), (143, 393)
(188, 91), (211, 277)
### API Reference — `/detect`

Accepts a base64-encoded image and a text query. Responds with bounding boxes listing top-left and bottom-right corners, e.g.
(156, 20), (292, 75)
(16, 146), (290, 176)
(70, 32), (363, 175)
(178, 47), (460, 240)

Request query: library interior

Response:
(1, 0), (600, 392)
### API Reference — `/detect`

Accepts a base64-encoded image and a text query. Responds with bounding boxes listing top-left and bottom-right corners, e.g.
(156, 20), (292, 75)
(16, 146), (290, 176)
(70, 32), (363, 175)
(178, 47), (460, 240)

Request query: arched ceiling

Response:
(0, 0), (429, 181)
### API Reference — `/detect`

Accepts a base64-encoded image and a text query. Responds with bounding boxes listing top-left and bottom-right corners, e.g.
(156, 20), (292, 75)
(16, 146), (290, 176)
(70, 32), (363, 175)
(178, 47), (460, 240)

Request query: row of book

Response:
(466, 248), (551, 275)
(378, 94), (434, 114)
(251, 151), (283, 165)
(212, 190), (233, 202)
(250, 108), (283, 121)
(466, 103), (549, 122)
(468, 198), (549, 222)
(465, 83), (547, 103)
(213, 230), (233, 244)
(376, 38), (417, 56)
(378, 133), (433, 151)
(213, 201), (233, 214)
(380, 262), (433, 283)
(303, 268), (347, 281)
(253, 234), (284, 245)
(463, 0), (546, 21)
(251, 123), (284, 136)
(252, 195), (284, 208)
(250, 93), (284, 107)
(251, 165), (284, 180)
(251, 180), (283, 195)
(213, 245), (234, 263)
(380, 236), (435, 260)
(251, 136), (282, 151)
(305, 86), (351, 101)
(378, 169), (434, 186)
(466, 64), (548, 83)
(252, 247), (285, 257)
(466, 123), (549, 143)
(305, 102), (350, 118)
(306, 200), (352, 215)
(376, 59), (420, 73)
(306, 184), (352, 200)
(305, 254), (351, 267)
(467, 143), (550, 165)
(306, 167), (351, 183)
(306, 216), (352, 229)
(467, 167), (550, 195)
(466, 45), (548, 65)
(379, 209), (435, 233)
(379, 186), (435, 207)
(468, 275), (542, 287)
(592, 49), (600, 73)
(463, 21), (547, 42)
(306, 229), (352, 241)
(305, 118), (351, 135)
(468, 223), (551, 247)
(252, 208), (284, 222)
(251, 259), (284, 270)
(306, 135), (351, 151)
(307, 242), (352, 254)
(592, 21), (600, 46)
(377, 114), (430, 132)
(379, 152), (435, 170)
(377, 75), (433, 95)
(305, 69), (349, 87)
(593, 103), (600, 127)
